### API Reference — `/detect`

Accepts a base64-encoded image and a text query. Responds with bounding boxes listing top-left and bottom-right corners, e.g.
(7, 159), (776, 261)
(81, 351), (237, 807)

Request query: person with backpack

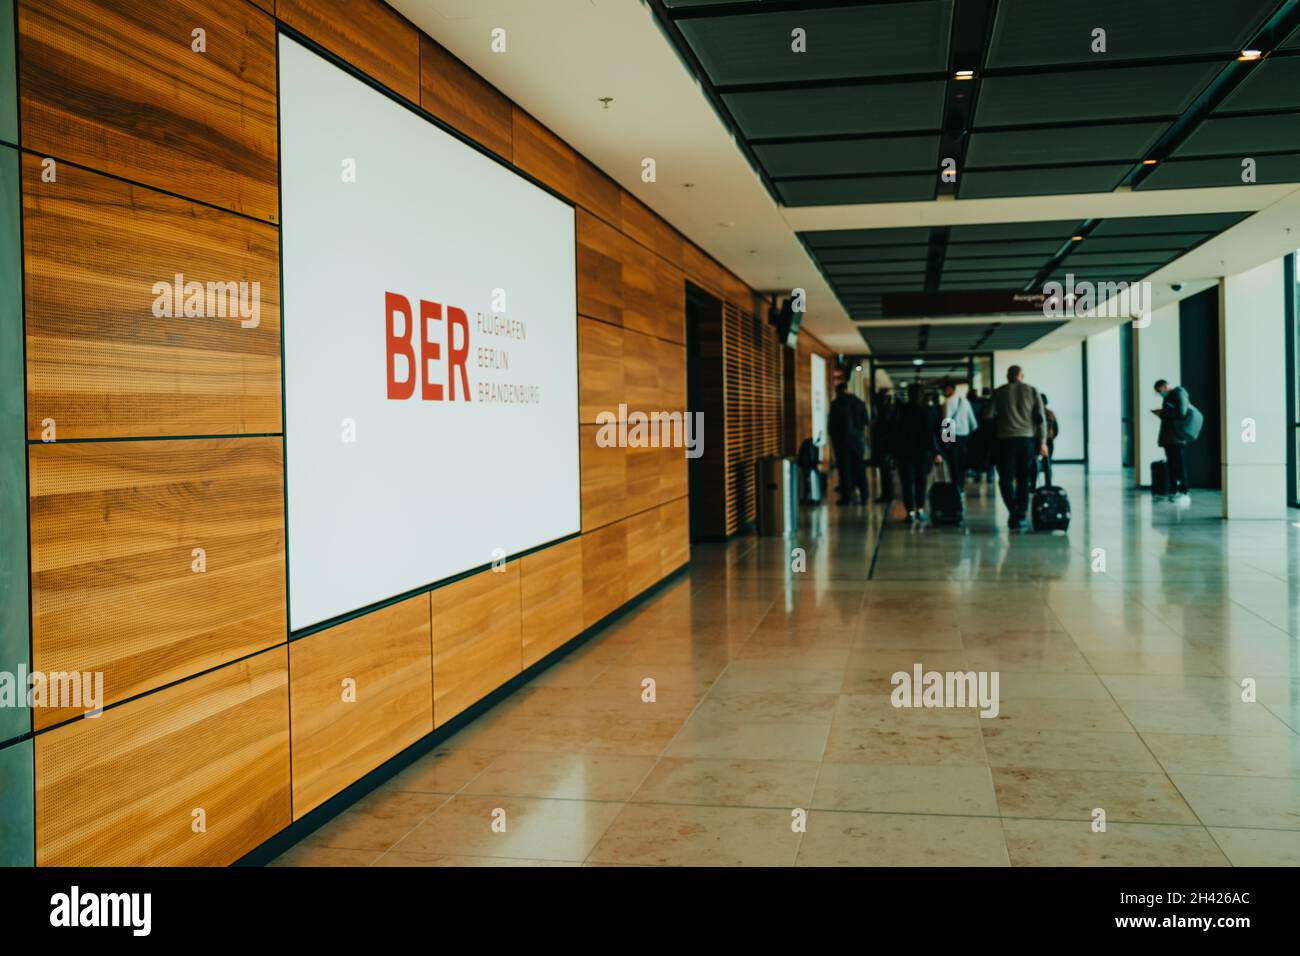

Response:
(1153, 379), (1203, 505)
(1039, 393), (1060, 486)
(871, 390), (896, 503)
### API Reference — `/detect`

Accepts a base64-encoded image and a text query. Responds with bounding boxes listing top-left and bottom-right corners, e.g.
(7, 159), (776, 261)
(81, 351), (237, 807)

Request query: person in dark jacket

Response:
(1153, 379), (1202, 503)
(894, 383), (943, 522)
(1039, 393), (1059, 486)
(828, 382), (868, 505)
(871, 390), (896, 502)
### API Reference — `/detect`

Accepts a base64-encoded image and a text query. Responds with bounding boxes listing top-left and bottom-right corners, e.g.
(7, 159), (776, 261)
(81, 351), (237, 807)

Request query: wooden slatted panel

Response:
(722, 299), (783, 535)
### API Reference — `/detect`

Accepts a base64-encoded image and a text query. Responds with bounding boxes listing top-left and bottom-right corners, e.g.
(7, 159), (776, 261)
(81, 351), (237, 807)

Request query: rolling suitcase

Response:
(928, 459), (963, 525)
(1031, 478), (1070, 532)
(1150, 460), (1169, 496)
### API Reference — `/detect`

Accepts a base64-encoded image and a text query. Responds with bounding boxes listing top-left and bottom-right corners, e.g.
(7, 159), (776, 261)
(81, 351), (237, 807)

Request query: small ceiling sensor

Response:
(683, 183), (696, 190)
(598, 96), (613, 108)
(1237, 49), (1263, 61)
(954, 69), (975, 80)
(719, 221), (735, 228)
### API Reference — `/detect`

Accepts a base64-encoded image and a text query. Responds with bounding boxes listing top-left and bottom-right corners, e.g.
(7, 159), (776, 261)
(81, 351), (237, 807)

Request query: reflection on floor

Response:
(273, 467), (1300, 866)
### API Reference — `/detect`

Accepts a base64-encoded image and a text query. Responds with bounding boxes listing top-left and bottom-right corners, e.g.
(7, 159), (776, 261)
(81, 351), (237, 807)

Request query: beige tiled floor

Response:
(274, 469), (1300, 867)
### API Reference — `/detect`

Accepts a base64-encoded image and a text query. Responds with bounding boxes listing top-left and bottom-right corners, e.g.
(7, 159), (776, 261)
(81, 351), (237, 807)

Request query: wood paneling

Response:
(578, 316), (623, 424)
(419, 35), (511, 159)
(431, 564), (522, 726)
(520, 538), (583, 669)
(582, 520), (627, 628)
(22, 157), (282, 439)
(625, 507), (660, 599)
(576, 154), (622, 227)
(722, 300), (783, 534)
(18, 0), (278, 222)
(511, 107), (577, 198)
(278, 0), (420, 104)
(580, 423), (626, 531)
(289, 595), (432, 817)
(29, 438), (285, 728)
(577, 209), (623, 326)
(659, 497), (690, 573)
(35, 647), (290, 866)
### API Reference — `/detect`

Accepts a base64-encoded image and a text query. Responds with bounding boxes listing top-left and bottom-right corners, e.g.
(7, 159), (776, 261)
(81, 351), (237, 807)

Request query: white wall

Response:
(1220, 258), (1288, 518)
(993, 343), (1085, 460)
(1133, 302), (1180, 487)
(1085, 324), (1123, 472)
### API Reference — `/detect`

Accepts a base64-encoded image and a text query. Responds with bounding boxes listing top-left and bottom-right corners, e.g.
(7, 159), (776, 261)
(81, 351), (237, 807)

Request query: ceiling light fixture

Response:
(954, 69), (975, 80)
(1071, 235), (1084, 241)
(1237, 49), (1263, 61)
(1141, 159), (1158, 166)
(912, 358), (925, 366)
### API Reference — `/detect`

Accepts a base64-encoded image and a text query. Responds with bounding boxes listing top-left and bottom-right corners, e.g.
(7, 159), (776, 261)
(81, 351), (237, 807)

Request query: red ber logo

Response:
(385, 291), (471, 401)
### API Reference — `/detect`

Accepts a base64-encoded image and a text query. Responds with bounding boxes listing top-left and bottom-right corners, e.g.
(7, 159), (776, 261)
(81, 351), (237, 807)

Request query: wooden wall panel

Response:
(577, 209), (623, 325)
(289, 595), (432, 817)
(659, 497), (690, 573)
(722, 300), (783, 534)
(512, 107), (577, 198)
(278, 0), (420, 104)
(625, 508), (661, 599)
(18, 0), (278, 222)
(576, 155), (622, 228)
(655, 257), (687, 344)
(419, 35), (511, 159)
(621, 236), (659, 339)
(35, 647), (290, 866)
(29, 438), (285, 729)
(431, 564), (522, 726)
(582, 520), (627, 628)
(520, 538), (583, 669)
(580, 424), (626, 531)
(22, 158), (282, 439)
(578, 316), (623, 424)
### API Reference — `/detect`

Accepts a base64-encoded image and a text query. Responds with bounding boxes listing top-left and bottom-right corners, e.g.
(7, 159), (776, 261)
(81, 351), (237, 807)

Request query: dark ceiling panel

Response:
(826, 261), (930, 277)
(1216, 58), (1300, 113)
(778, 173), (938, 206)
(1173, 113), (1300, 157)
(945, 239), (1064, 258)
(1060, 250), (1176, 267)
(724, 80), (947, 139)
(803, 227), (931, 249)
(677, 2), (954, 86)
(814, 246), (934, 265)
(980, 322), (1067, 348)
(1077, 233), (1208, 252)
(1137, 153), (1300, 189)
(965, 121), (1167, 167)
(975, 62), (1222, 126)
(986, 0), (1276, 70)
(755, 134), (941, 178)
(1088, 212), (1249, 236)
(937, 253), (1056, 269)
(957, 164), (1131, 199)
(1281, 22), (1300, 49)
(949, 220), (1080, 243)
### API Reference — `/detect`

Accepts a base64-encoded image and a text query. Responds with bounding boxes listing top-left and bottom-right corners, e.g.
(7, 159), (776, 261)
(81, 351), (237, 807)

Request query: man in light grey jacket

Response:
(983, 366), (1048, 530)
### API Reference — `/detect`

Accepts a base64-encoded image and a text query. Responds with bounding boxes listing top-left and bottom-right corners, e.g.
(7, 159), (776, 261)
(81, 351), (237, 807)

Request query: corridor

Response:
(273, 467), (1300, 867)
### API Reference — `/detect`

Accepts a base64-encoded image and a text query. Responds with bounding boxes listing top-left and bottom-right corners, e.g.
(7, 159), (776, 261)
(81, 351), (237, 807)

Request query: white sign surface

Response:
(279, 35), (580, 630)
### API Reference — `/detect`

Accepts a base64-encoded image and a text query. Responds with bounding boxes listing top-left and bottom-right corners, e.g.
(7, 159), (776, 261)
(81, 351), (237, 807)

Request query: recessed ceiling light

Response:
(1142, 159), (1158, 166)
(954, 69), (975, 80)
(1071, 235), (1084, 241)
(912, 358), (925, 366)
(1237, 49), (1263, 61)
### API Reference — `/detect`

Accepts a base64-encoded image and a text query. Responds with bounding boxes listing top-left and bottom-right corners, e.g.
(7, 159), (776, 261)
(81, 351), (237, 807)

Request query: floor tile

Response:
(796, 812), (1009, 866)
(1002, 819), (1229, 866)
(588, 804), (801, 866)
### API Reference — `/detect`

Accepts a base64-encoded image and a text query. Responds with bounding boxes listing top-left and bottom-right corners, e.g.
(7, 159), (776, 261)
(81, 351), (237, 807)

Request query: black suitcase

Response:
(1032, 483), (1071, 531)
(1150, 460), (1169, 496)
(928, 460), (963, 524)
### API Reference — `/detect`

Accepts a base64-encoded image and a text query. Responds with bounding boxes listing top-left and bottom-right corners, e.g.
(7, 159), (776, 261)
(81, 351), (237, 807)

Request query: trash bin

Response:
(758, 457), (797, 537)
